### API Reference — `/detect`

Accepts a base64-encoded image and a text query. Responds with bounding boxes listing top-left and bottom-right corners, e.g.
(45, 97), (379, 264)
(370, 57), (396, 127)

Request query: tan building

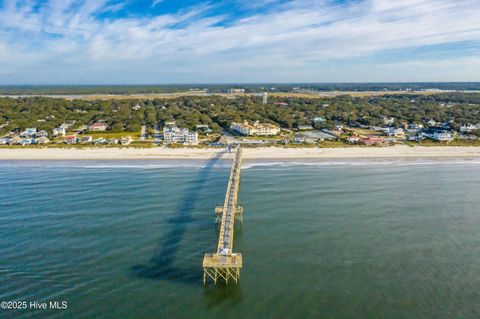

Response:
(230, 120), (280, 136)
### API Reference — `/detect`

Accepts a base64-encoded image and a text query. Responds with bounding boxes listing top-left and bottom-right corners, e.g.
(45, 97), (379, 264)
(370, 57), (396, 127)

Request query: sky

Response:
(0, 0), (480, 84)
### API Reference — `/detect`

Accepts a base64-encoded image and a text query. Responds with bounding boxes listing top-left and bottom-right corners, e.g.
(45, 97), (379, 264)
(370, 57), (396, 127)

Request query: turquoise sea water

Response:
(1, 159), (480, 319)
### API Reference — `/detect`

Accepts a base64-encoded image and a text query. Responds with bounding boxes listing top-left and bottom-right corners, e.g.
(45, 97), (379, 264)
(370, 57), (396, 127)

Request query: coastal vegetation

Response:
(2, 93), (480, 136)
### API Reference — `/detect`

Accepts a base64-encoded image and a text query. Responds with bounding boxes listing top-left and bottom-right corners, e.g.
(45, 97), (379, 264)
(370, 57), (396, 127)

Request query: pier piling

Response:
(203, 147), (243, 285)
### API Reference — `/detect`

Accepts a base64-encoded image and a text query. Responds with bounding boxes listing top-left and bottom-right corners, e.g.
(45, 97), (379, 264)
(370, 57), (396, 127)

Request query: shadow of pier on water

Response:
(130, 152), (226, 285)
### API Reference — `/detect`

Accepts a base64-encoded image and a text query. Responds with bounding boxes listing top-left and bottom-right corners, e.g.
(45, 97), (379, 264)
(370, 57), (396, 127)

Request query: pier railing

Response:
(203, 147), (243, 285)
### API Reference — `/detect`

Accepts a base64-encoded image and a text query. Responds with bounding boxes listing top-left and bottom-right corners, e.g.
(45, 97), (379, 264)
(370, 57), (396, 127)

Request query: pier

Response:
(203, 147), (243, 285)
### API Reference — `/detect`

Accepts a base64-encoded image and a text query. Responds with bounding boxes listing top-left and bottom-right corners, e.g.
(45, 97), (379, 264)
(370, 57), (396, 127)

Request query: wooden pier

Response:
(203, 147), (243, 285)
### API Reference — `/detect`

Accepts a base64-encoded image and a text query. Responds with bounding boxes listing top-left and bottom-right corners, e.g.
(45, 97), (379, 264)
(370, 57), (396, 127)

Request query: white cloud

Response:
(152, 0), (166, 7)
(0, 0), (479, 83)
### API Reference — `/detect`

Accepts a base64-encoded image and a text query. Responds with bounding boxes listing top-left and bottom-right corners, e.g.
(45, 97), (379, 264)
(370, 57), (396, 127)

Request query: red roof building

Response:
(361, 136), (385, 145)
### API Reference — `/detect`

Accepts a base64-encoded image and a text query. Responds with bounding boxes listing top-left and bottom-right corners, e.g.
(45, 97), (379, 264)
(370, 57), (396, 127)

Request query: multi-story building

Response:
(163, 126), (198, 144)
(230, 120), (280, 136)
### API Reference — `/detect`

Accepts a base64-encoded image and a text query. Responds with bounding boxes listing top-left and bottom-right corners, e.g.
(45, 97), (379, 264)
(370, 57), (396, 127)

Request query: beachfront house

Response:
(361, 136), (385, 145)
(433, 132), (452, 142)
(81, 136), (93, 144)
(9, 136), (22, 145)
(383, 127), (404, 137)
(408, 135), (423, 142)
(53, 127), (66, 138)
(108, 138), (119, 145)
(36, 136), (50, 144)
(88, 123), (108, 132)
(163, 126), (198, 145)
(230, 120), (280, 136)
(346, 136), (361, 144)
(293, 135), (306, 144)
(20, 128), (37, 138)
(65, 135), (78, 144)
(121, 136), (132, 145)
(37, 130), (49, 138)
(20, 139), (33, 145)
(406, 123), (423, 135)
(94, 138), (107, 145)
(460, 124), (478, 133)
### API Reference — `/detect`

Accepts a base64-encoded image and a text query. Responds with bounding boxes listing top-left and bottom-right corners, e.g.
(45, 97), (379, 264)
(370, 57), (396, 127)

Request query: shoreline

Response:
(1, 145), (480, 160)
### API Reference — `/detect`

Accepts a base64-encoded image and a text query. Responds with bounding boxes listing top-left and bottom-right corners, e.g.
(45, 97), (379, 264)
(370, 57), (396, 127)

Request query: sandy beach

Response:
(1, 146), (480, 160)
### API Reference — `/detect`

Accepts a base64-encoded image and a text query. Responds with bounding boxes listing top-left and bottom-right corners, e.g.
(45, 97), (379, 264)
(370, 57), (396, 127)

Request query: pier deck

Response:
(203, 147), (243, 285)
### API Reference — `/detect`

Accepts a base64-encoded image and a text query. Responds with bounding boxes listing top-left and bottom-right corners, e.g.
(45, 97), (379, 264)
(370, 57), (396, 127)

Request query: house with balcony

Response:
(230, 120), (280, 136)
(163, 126), (198, 145)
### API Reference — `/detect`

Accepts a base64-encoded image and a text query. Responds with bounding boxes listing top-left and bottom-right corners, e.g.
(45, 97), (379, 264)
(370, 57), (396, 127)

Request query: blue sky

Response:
(0, 0), (480, 84)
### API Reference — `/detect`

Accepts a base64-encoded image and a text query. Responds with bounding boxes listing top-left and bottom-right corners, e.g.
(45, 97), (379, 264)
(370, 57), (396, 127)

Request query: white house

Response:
(293, 135), (305, 144)
(121, 136), (132, 145)
(433, 132), (452, 142)
(383, 127), (404, 137)
(346, 136), (361, 144)
(460, 124), (478, 133)
(382, 117), (395, 125)
(53, 127), (66, 138)
(163, 126), (198, 144)
(59, 121), (76, 130)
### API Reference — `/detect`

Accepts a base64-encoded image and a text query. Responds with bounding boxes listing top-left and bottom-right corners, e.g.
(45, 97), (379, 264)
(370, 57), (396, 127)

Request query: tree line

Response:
(1, 93), (480, 134)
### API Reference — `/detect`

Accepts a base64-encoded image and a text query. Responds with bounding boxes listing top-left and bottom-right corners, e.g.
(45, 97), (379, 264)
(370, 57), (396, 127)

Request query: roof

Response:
(89, 123), (108, 127)
(362, 136), (385, 141)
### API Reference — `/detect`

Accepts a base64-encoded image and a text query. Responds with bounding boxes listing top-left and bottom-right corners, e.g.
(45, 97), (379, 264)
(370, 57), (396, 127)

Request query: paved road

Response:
(140, 125), (147, 141)
(153, 121), (160, 142)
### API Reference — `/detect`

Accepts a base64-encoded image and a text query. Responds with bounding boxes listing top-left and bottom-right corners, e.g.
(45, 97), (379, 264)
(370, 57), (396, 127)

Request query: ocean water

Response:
(1, 159), (480, 319)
